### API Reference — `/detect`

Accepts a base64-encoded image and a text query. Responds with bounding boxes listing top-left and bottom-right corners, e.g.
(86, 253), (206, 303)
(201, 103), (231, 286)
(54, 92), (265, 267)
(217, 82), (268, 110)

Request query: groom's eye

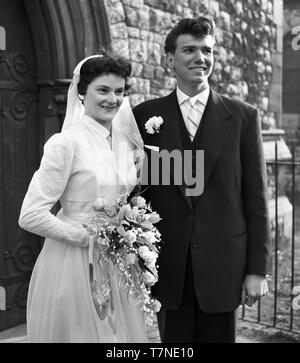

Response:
(183, 48), (194, 53)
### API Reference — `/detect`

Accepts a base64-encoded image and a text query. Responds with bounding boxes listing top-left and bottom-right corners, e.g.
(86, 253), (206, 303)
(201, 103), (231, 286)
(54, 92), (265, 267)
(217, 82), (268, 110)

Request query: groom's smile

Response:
(167, 33), (215, 95)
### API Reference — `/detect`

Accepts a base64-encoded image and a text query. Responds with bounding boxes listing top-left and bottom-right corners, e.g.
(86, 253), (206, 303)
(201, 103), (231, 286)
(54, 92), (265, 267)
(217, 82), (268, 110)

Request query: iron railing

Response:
(240, 143), (300, 337)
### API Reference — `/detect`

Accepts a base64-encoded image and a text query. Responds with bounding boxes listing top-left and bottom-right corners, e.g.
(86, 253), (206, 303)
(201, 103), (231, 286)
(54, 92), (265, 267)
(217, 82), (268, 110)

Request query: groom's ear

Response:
(166, 52), (175, 70)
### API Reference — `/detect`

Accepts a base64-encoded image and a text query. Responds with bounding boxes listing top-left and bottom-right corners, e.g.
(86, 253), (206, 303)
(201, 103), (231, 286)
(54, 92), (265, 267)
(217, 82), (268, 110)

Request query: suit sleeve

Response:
(241, 108), (272, 276)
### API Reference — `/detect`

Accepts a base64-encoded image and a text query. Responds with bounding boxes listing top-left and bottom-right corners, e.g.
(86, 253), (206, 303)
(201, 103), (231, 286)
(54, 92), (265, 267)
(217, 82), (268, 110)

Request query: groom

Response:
(133, 17), (271, 343)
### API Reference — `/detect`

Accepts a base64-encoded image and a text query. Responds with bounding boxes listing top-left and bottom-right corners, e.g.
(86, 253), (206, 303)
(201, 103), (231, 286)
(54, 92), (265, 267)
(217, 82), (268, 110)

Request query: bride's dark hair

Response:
(78, 50), (132, 96)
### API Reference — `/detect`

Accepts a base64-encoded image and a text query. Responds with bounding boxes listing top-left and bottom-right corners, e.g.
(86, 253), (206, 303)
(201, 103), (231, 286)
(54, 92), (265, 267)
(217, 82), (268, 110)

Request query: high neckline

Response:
(82, 114), (111, 139)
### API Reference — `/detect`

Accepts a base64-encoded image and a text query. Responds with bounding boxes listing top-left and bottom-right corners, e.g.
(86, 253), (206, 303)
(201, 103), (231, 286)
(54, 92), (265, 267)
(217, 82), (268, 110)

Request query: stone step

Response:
(0, 324), (27, 343)
(0, 323), (257, 343)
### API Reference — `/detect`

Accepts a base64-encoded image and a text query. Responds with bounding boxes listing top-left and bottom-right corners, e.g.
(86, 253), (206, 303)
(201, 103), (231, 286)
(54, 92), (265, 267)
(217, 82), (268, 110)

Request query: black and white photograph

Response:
(0, 0), (300, 345)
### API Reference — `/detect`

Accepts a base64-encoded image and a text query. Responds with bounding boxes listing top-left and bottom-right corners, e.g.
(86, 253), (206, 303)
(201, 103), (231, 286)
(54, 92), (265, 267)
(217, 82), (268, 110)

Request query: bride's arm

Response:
(19, 133), (89, 247)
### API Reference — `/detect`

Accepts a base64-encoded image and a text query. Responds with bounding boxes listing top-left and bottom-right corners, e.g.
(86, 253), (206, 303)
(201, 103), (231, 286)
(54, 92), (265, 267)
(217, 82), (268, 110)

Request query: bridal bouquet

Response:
(88, 192), (162, 326)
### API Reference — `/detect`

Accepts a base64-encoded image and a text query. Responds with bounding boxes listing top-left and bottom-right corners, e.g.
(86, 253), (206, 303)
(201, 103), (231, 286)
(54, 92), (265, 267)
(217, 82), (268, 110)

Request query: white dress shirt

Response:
(176, 86), (210, 132)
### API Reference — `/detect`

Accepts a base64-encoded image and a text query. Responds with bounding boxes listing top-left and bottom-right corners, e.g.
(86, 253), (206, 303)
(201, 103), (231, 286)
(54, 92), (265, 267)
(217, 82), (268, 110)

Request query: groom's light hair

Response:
(164, 16), (216, 54)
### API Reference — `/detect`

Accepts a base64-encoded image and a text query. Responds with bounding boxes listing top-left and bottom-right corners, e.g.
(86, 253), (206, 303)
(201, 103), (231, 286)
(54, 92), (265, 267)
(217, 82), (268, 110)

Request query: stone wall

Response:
(104, 0), (282, 129)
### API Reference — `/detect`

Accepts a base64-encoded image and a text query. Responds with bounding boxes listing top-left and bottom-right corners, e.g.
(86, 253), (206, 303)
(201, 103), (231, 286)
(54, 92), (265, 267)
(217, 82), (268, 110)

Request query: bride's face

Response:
(84, 73), (126, 127)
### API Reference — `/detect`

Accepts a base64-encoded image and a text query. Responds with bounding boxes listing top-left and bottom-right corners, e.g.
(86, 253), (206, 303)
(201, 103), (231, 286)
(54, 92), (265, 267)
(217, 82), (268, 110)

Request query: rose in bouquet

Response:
(89, 192), (162, 326)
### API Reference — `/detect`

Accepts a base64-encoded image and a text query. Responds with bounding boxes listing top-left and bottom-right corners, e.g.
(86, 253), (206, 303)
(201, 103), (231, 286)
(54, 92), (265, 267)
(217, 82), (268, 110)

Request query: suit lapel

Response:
(193, 89), (232, 207)
(158, 91), (193, 210)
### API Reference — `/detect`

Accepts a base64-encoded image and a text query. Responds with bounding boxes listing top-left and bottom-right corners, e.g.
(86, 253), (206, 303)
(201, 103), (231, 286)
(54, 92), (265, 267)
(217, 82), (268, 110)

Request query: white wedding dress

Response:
(19, 114), (147, 343)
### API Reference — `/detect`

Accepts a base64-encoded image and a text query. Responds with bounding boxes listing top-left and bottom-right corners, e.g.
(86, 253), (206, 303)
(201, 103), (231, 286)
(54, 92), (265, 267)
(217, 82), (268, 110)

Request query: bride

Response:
(18, 52), (147, 343)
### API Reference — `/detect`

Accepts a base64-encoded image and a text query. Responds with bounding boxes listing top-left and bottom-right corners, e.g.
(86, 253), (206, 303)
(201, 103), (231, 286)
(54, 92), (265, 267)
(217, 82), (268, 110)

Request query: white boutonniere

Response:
(145, 116), (164, 134)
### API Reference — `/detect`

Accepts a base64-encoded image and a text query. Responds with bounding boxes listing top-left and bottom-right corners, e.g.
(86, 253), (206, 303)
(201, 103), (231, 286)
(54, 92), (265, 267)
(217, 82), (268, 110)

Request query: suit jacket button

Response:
(192, 243), (198, 248)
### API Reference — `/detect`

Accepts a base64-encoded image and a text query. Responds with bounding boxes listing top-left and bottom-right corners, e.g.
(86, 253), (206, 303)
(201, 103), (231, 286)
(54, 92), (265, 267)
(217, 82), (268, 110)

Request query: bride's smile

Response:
(83, 73), (126, 130)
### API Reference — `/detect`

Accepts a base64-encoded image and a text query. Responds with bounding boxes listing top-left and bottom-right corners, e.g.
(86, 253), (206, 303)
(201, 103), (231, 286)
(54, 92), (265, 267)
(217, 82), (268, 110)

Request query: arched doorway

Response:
(0, 0), (111, 331)
(0, 0), (40, 331)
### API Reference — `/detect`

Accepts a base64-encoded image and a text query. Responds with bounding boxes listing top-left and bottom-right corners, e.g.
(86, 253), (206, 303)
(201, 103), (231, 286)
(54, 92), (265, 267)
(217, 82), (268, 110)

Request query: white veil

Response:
(62, 55), (144, 173)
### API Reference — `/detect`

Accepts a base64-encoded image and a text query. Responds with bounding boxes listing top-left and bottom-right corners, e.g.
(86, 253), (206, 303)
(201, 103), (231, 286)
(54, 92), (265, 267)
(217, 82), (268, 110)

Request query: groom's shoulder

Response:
(216, 91), (257, 114)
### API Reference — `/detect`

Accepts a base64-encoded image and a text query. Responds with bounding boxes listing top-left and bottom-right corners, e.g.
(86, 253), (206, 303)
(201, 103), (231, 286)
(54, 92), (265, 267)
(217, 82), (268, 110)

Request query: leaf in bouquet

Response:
(142, 238), (159, 253)
(107, 315), (116, 335)
(147, 212), (162, 224)
(89, 263), (111, 320)
(91, 280), (110, 320)
(128, 183), (142, 200)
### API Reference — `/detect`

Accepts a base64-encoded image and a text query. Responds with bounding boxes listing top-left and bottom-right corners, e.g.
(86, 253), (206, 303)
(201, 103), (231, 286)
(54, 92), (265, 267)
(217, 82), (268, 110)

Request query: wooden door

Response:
(0, 0), (41, 331)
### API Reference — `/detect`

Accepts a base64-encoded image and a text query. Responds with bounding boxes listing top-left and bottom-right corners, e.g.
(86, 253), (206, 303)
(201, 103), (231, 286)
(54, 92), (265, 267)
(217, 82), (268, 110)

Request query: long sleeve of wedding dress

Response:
(19, 133), (89, 246)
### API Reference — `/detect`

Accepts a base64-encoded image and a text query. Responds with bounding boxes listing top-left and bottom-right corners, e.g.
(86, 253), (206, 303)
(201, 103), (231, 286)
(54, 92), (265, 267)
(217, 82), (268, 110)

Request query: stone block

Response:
(111, 39), (129, 58)
(129, 93), (146, 107)
(110, 23), (128, 39)
(143, 65), (155, 79)
(122, 0), (143, 8)
(131, 77), (151, 94)
(219, 11), (231, 31)
(131, 62), (144, 77)
(155, 67), (165, 80)
(127, 27), (140, 39)
(129, 39), (148, 62)
(149, 8), (172, 33)
(148, 42), (163, 66)
(164, 76), (176, 90)
(232, 67), (242, 81)
(124, 5), (150, 30)
(108, 1), (126, 24)
(209, 1), (220, 18)
(217, 46), (228, 63)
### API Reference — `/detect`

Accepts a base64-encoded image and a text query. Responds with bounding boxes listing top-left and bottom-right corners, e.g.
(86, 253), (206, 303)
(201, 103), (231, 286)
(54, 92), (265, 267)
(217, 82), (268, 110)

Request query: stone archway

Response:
(23, 0), (112, 144)
(0, 0), (112, 331)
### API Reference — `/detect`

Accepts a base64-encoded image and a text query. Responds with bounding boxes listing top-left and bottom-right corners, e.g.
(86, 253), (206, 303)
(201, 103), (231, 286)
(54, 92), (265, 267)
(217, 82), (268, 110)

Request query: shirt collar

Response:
(82, 114), (111, 139)
(177, 86), (210, 107)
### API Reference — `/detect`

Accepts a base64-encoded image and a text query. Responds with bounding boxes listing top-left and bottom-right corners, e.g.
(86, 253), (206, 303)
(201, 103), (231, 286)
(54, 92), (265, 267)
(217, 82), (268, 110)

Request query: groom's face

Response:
(167, 34), (215, 92)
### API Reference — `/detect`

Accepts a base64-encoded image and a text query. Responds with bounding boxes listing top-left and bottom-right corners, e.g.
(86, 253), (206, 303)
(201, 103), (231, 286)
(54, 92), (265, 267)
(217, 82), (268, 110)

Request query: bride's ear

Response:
(78, 95), (85, 105)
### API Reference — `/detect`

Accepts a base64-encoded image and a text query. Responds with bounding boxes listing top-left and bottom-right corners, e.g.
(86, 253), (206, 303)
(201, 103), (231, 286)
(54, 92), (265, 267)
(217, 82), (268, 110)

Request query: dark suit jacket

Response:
(133, 89), (272, 313)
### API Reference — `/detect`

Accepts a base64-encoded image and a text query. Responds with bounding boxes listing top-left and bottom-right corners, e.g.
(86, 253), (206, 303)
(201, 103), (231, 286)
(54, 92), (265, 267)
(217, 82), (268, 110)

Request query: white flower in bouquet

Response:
(98, 237), (109, 247)
(125, 253), (137, 265)
(147, 212), (161, 224)
(124, 230), (137, 245)
(142, 271), (158, 286)
(93, 197), (105, 211)
(138, 246), (158, 265)
(116, 225), (136, 245)
(131, 206), (141, 221)
(89, 192), (162, 326)
(140, 220), (154, 230)
(136, 196), (147, 209)
(117, 204), (132, 222)
(152, 300), (161, 313)
(142, 231), (157, 245)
